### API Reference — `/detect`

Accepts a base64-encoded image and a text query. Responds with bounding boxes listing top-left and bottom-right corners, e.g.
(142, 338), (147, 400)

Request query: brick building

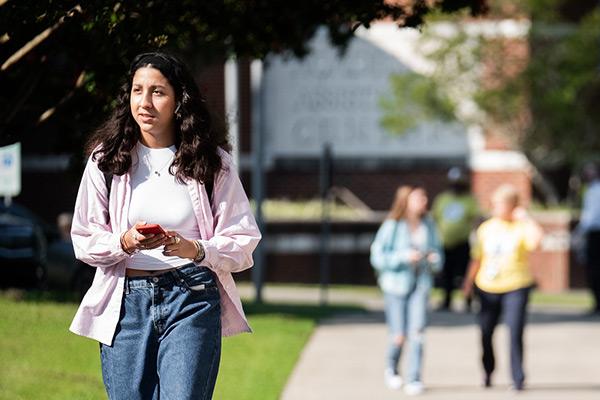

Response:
(199, 19), (535, 214)
(12, 13), (583, 291)
(15, 16), (535, 223)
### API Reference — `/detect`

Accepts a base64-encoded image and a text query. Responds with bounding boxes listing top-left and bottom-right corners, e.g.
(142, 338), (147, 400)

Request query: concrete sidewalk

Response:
(280, 306), (600, 400)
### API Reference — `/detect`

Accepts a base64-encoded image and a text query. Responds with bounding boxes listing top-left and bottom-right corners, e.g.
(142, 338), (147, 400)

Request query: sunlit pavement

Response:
(239, 286), (600, 400)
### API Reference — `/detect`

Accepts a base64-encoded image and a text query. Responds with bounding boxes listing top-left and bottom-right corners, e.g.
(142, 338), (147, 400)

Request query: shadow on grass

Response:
(0, 289), (367, 324)
(242, 301), (366, 322)
(0, 288), (82, 304)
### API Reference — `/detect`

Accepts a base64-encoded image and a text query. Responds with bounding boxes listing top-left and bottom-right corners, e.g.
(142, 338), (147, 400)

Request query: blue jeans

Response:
(100, 264), (221, 400)
(477, 286), (530, 387)
(383, 282), (429, 383)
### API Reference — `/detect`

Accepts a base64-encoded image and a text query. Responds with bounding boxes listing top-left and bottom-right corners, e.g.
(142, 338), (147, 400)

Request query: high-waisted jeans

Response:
(477, 285), (530, 387)
(100, 264), (221, 400)
(383, 282), (429, 383)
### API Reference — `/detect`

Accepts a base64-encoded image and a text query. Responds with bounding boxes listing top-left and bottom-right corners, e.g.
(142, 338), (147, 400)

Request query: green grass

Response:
(441, 288), (593, 309)
(529, 290), (593, 308)
(0, 286), (592, 399)
(0, 295), (103, 400)
(0, 291), (361, 400)
(252, 199), (368, 221)
(239, 282), (596, 310)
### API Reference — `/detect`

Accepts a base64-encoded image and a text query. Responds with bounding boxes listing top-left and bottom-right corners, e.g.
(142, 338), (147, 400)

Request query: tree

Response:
(0, 0), (488, 151)
(379, 0), (600, 202)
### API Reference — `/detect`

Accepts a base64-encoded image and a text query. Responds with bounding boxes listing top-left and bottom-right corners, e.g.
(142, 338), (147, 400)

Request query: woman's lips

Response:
(138, 113), (155, 122)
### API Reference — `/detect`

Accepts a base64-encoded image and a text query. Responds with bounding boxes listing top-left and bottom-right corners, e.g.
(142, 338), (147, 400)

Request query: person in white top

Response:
(574, 162), (600, 314)
(73, 52), (260, 400)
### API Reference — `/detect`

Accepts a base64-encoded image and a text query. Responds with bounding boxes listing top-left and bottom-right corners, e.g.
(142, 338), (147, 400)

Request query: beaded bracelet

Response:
(193, 240), (206, 263)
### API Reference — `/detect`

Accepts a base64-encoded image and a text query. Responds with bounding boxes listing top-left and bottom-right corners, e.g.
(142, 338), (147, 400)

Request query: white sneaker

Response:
(384, 369), (403, 390)
(404, 381), (424, 396)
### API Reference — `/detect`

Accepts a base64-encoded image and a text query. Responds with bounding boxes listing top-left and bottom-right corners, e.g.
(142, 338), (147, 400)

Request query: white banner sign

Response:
(262, 25), (469, 162)
(0, 143), (21, 197)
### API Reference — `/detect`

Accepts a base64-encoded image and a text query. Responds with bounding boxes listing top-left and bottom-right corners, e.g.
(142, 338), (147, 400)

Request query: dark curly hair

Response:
(85, 52), (231, 185)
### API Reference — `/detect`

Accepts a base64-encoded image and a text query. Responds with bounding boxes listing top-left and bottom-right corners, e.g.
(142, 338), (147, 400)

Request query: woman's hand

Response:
(121, 221), (168, 253)
(162, 230), (198, 259)
(462, 259), (480, 298)
(426, 252), (440, 264)
(462, 278), (474, 298)
(512, 206), (528, 221)
(408, 249), (423, 265)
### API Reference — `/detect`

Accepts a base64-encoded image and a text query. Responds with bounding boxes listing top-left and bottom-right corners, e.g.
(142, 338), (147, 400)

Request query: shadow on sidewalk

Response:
(318, 308), (600, 328)
(424, 382), (600, 393)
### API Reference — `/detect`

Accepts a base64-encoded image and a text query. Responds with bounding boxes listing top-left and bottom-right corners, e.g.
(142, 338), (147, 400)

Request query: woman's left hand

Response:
(426, 252), (440, 264)
(162, 231), (197, 259)
(512, 206), (528, 221)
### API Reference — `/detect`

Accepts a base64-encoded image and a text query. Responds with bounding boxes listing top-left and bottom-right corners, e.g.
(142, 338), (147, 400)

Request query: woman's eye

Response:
(153, 90), (163, 95)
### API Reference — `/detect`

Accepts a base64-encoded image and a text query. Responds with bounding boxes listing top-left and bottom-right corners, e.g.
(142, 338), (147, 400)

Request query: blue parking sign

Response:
(0, 143), (21, 197)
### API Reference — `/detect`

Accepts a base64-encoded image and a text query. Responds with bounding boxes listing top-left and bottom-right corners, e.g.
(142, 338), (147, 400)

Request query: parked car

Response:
(46, 236), (95, 299)
(0, 203), (94, 296)
(0, 210), (47, 288)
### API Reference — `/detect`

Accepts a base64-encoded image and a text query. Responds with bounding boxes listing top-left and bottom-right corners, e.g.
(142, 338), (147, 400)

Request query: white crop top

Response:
(125, 142), (201, 270)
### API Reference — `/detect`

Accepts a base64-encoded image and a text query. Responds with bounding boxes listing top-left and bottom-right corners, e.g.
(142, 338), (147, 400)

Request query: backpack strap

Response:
(384, 220), (400, 253)
(103, 171), (113, 198)
(204, 179), (213, 204)
(103, 171), (113, 225)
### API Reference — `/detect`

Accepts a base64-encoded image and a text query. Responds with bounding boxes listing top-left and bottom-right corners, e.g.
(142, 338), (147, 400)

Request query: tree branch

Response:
(1, 5), (81, 71)
(37, 70), (86, 125)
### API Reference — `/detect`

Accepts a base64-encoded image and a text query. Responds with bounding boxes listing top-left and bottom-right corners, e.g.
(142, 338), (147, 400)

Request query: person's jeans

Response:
(383, 282), (429, 383)
(477, 286), (530, 387)
(100, 264), (221, 400)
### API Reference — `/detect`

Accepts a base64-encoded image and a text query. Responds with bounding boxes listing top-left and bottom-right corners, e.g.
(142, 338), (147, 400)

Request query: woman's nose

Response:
(140, 90), (152, 108)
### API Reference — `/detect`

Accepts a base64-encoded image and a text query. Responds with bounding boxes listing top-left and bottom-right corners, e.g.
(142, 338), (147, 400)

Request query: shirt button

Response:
(152, 277), (159, 283)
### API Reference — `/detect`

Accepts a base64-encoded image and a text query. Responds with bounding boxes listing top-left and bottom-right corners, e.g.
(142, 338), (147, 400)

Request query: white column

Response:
(250, 59), (265, 303)
(224, 57), (239, 170)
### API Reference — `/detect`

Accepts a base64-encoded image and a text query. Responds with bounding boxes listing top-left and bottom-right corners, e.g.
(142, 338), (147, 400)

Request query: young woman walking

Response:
(69, 52), (261, 400)
(463, 184), (543, 391)
(370, 186), (443, 396)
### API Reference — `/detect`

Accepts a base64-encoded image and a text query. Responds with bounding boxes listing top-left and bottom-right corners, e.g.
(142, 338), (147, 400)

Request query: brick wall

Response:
(472, 169), (532, 211)
(236, 213), (581, 292)
(261, 165), (451, 211)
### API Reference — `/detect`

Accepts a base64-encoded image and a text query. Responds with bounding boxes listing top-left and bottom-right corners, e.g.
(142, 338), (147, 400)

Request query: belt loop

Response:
(125, 277), (130, 295)
(171, 267), (188, 291)
(172, 267), (182, 282)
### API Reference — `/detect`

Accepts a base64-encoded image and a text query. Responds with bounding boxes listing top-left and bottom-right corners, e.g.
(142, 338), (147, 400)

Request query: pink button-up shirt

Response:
(69, 148), (261, 345)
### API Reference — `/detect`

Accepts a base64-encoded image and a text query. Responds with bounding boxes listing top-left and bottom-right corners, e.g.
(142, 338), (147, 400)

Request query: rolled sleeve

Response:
(71, 157), (129, 268)
(200, 154), (261, 274)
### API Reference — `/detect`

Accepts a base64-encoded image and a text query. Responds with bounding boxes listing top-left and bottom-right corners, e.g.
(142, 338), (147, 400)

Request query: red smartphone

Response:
(137, 224), (166, 235)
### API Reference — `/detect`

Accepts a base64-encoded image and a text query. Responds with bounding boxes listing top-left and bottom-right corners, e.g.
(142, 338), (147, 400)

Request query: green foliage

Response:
(472, 6), (600, 165)
(379, 27), (481, 135)
(524, 10), (600, 165)
(0, 1), (487, 152)
(380, 72), (456, 134)
(380, 1), (600, 169)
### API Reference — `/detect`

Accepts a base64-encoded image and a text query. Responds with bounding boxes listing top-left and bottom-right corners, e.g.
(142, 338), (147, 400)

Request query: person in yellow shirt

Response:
(463, 184), (543, 392)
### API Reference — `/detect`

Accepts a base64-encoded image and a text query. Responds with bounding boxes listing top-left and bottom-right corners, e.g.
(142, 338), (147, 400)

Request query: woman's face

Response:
(407, 188), (428, 216)
(130, 67), (177, 143)
(492, 198), (515, 220)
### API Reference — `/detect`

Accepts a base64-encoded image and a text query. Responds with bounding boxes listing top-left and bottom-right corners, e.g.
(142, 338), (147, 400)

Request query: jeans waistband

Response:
(125, 263), (209, 289)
